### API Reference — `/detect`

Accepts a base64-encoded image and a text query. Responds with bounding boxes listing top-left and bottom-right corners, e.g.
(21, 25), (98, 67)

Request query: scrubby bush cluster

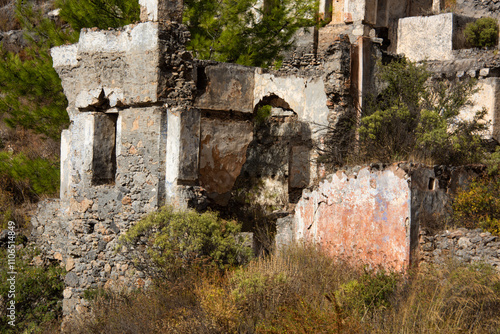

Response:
(453, 148), (500, 234)
(118, 206), (253, 281)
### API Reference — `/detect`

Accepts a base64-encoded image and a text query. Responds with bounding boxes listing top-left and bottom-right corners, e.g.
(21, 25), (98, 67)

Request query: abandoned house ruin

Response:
(30, 0), (500, 316)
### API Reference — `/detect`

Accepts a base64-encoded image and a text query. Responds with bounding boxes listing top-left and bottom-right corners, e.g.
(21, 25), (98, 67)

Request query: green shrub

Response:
(0, 152), (59, 197)
(0, 246), (65, 333)
(465, 17), (499, 48)
(119, 206), (253, 280)
(255, 105), (272, 125)
(452, 148), (500, 235)
(335, 268), (399, 317)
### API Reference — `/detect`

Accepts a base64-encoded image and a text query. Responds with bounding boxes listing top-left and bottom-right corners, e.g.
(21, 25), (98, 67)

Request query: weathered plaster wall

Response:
(397, 14), (455, 61)
(195, 63), (255, 113)
(51, 22), (161, 119)
(277, 163), (486, 271)
(464, 77), (500, 142)
(253, 74), (330, 138)
(397, 13), (478, 62)
(290, 165), (412, 271)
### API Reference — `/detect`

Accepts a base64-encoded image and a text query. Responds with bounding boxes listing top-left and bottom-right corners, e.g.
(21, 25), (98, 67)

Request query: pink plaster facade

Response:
(293, 165), (411, 271)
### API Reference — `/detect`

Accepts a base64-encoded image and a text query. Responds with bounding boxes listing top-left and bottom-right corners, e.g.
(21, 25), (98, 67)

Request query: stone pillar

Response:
(432, 0), (444, 14)
(60, 129), (72, 204)
(140, 0), (184, 22)
(165, 107), (200, 208)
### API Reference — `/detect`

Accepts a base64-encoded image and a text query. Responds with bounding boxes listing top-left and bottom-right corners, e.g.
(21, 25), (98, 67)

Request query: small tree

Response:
(326, 58), (488, 165)
(465, 17), (499, 48)
(360, 59), (488, 165)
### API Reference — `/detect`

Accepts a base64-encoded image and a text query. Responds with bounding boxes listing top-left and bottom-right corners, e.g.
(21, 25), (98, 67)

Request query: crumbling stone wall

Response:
(33, 3), (198, 316)
(31, 0), (500, 320)
(420, 228), (500, 268)
(453, 0), (500, 20)
(397, 13), (476, 62)
(284, 164), (413, 271)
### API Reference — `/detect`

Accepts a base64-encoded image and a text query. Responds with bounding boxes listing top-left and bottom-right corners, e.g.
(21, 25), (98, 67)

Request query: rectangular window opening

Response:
(92, 113), (117, 185)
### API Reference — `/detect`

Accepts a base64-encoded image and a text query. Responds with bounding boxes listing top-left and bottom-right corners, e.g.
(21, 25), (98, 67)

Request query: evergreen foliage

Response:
(0, 151), (59, 197)
(56, 0), (140, 31)
(183, 0), (318, 67)
(0, 2), (77, 140)
(465, 17), (499, 48)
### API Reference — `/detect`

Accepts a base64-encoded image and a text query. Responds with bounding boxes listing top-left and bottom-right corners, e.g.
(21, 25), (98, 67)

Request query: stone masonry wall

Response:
(420, 228), (500, 268)
(34, 17), (195, 317)
(34, 0), (355, 319)
(454, 0), (500, 20)
(31, 0), (500, 322)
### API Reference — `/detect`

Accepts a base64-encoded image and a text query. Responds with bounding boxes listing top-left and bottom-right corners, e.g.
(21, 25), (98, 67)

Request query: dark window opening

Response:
(92, 113), (117, 185)
(196, 66), (208, 93)
(428, 177), (435, 190)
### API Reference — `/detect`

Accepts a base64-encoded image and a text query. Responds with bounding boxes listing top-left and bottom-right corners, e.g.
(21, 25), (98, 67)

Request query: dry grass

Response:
(63, 245), (500, 334)
(374, 261), (500, 333)
(63, 284), (220, 334)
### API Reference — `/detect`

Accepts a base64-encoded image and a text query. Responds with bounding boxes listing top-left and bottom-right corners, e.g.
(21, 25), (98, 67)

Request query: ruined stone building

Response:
(31, 0), (500, 316)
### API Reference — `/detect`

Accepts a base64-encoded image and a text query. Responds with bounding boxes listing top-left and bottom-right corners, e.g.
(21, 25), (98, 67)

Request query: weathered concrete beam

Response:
(194, 63), (256, 113)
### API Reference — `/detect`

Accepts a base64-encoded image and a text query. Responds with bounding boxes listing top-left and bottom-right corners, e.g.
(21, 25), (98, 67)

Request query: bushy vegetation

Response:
(119, 206), (253, 281)
(465, 17), (499, 48)
(64, 244), (500, 333)
(321, 58), (489, 166)
(453, 148), (500, 235)
(0, 245), (65, 333)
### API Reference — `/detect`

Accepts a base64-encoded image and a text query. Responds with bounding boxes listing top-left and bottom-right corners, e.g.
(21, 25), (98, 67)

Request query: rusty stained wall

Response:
(199, 117), (253, 205)
(293, 165), (412, 271)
